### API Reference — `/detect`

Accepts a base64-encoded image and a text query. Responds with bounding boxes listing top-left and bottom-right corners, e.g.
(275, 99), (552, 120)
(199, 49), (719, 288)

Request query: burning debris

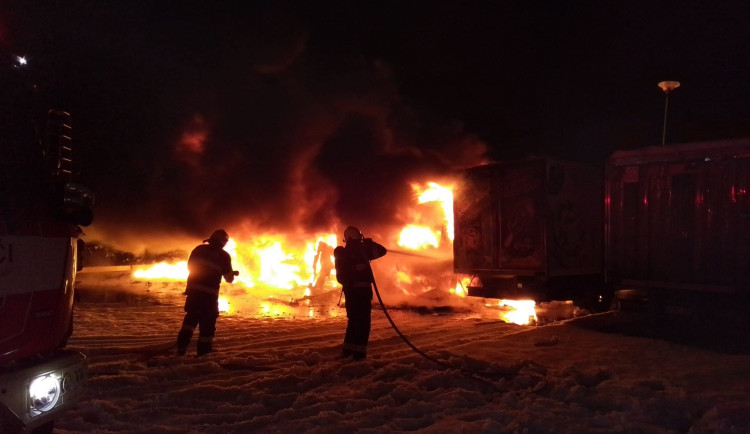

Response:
(80, 181), (558, 325)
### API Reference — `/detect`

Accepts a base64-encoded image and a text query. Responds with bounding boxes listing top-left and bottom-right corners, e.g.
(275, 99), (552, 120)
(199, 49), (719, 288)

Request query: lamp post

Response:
(658, 80), (680, 146)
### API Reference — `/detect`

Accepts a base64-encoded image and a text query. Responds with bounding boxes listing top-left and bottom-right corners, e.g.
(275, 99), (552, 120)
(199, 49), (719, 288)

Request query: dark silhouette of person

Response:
(311, 240), (334, 295)
(176, 229), (238, 356)
(334, 226), (387, 360)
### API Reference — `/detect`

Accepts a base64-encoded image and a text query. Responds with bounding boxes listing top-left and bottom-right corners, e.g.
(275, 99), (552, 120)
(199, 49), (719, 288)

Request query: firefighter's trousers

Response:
(177, 292), (219, 356)
(342, 285), (373, 360)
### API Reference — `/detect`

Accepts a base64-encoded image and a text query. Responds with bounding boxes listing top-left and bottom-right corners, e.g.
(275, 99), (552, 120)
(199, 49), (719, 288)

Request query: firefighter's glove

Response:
(233, 270), (240, 276)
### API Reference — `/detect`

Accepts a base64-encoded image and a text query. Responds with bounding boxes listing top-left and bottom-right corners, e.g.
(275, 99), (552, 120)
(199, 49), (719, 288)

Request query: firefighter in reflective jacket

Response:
(334, 226), (387, 360)
(176, 229), (238, 356)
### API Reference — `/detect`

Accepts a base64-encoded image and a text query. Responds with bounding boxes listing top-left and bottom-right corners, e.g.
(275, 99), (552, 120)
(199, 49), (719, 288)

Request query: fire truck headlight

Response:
(28, 374), (62, 415)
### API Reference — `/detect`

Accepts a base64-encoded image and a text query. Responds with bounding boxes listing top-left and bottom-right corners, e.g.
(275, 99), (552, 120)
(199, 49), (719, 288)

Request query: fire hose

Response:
(359, 244), (528, 386)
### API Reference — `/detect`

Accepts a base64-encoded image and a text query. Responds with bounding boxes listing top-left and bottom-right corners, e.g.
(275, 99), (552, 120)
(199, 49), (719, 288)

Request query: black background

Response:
(3, 1), (749, 244)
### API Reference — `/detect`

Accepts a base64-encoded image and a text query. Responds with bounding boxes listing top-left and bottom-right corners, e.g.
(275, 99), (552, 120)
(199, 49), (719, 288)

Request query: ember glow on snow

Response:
(57, 294), (750, 433)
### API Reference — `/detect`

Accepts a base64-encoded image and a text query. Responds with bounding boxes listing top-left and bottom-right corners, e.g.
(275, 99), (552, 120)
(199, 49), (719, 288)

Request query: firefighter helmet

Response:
(343, 226), (363, 243)
(204, 229), (229, 245)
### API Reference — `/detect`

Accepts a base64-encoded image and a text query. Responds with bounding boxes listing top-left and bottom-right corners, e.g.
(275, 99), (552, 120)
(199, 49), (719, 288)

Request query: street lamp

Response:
(658, 80), (680, 146)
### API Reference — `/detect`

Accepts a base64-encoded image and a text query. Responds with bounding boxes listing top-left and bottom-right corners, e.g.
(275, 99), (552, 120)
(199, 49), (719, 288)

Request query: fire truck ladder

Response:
(46, 110), (74, 181)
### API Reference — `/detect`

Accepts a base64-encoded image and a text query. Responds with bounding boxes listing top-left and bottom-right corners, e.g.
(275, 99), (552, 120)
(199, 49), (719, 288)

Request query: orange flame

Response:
(133, 234), (337, 295)
(450, 276), (471, 297)
(491, 299), (538, 325)
(129, 179), (543, 325)
(397, 225), (439, 249)
(415, 181), (454, 241)
(133, 261), (188, 280)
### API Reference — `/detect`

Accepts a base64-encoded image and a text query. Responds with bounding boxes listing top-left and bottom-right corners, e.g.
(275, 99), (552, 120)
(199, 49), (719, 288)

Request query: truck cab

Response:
(1, 52), (93, 433)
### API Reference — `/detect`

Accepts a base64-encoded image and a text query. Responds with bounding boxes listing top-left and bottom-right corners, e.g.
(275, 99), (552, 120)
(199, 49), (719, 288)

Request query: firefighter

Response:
(334, 226), (387, 360)
(176, 229), (239, 356)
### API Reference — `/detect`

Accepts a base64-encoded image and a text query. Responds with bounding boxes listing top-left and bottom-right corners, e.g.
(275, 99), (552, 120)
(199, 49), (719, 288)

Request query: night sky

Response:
(3, 1), (749, 247)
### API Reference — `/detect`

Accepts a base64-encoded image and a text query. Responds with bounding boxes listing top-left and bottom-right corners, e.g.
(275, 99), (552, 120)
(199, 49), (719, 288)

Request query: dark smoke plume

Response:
(68, 4), (488, 251)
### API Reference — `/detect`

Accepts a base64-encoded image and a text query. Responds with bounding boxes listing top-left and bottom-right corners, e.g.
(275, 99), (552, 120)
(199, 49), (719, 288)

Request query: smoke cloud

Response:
(75, 4), (488, 251)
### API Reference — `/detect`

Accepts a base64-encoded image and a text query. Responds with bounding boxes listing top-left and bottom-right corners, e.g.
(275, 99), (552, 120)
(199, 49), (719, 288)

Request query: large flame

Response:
(134, 261), (188, 280)
(398, 225), (439, 249)
(415, 181), (454, 241)
(130, 180), (538, 325)
(396, 182), (454, 250)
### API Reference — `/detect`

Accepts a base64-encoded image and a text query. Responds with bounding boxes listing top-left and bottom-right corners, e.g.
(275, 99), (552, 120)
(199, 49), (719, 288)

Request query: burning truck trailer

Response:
(606, 138), (750, 315)
(452, 157), (607, 318)
(1, 55), (93, 433)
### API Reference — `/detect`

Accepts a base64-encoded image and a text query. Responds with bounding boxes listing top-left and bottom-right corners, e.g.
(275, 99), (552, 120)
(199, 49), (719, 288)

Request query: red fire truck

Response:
(1, 54), (93, 433)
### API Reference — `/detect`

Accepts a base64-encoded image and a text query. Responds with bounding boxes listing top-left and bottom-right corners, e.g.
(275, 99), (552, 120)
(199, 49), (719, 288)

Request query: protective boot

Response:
(176, 329), (193, 356)
(196, 342), (213, 356)
(352, 350), (366, 361)
(197, 338), (213, 356)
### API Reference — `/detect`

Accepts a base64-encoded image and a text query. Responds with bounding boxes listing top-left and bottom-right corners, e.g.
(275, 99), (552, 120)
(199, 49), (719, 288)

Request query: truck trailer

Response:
(606, 139), (750, 310)
(1, 53), (93, 433)
(452, 156), (605, 310)
(454, 138), (750, 314)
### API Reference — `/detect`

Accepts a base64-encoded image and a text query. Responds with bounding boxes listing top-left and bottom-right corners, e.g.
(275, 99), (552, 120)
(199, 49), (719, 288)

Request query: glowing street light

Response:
(13, 56), (28, 68)
(658, 80), (680, 146)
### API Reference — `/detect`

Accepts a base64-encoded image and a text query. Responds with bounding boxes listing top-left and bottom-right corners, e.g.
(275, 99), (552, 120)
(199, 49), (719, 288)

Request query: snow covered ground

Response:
(55, 280), (750, 433)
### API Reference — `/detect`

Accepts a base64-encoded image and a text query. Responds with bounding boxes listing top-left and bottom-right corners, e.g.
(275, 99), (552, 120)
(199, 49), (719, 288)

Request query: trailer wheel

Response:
(613, 289), (650, 312)
(609, 295), (621, 312)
